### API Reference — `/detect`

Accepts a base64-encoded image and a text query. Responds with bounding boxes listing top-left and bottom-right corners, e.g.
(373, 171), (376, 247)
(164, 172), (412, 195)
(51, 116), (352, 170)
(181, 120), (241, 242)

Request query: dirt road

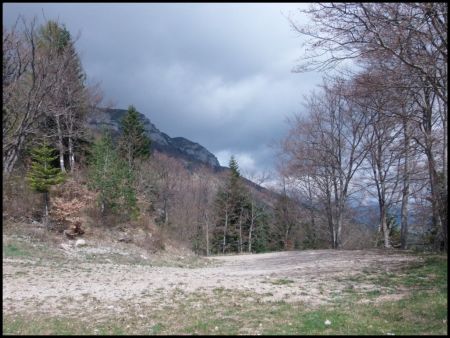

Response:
(3, 249), (420, 318)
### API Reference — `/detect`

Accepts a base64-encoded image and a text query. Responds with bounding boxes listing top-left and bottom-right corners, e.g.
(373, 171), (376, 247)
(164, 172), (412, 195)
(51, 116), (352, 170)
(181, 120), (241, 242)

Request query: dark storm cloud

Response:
(3, 3), (321, 178)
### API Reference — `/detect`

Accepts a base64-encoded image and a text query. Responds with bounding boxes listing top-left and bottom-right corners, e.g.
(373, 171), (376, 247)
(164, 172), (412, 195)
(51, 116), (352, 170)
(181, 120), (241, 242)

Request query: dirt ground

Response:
(3, 247), (421, 319)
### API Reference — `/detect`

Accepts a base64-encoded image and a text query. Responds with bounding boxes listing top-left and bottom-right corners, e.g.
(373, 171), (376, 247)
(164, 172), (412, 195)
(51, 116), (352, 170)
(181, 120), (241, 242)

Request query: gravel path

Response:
(2, 249), (420, 317)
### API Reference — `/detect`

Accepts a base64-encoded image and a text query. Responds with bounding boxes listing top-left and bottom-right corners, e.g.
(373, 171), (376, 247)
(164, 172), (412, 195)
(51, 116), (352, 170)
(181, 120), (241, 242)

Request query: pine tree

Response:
(118, 105), (151, 168)
(26, 142), (65, 223)
(88, 132), (137, 219)
(252, 204), (271, 253)
(212, 156), (251, 253)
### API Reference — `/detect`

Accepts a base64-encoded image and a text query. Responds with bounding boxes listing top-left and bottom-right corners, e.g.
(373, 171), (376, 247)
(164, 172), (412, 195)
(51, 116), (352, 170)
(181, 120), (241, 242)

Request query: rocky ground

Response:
(3, 233), (421, 320)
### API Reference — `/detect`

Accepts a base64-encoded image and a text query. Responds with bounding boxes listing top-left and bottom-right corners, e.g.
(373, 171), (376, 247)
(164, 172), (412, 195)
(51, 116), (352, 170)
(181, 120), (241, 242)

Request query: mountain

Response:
(85, 107), (279, 208)
(86, 108), (221, 168)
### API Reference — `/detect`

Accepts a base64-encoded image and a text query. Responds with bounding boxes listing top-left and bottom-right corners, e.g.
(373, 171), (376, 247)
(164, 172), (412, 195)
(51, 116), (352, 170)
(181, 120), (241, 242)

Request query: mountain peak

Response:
(86, 108), (220, 168)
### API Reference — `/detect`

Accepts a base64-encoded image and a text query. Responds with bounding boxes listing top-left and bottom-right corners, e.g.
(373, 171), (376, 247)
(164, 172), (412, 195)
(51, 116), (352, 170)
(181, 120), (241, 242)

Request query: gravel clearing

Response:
(3, 248), (421, 318)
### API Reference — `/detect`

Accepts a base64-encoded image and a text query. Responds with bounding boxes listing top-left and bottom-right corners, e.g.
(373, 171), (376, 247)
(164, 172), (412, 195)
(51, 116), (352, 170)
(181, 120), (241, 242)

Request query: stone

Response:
(118, 235), (132, 243)
(75, 239), (86, 247)
(60, 243), (72, 251)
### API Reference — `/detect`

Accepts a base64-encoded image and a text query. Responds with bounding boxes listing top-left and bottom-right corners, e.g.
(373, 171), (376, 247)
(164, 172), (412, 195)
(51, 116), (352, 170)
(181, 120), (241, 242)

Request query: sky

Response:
(3, 3), (322, 182)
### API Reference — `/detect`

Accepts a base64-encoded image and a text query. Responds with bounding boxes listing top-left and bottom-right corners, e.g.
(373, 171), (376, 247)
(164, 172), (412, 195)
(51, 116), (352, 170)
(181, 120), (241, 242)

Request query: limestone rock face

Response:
(86, 108), (220, 168)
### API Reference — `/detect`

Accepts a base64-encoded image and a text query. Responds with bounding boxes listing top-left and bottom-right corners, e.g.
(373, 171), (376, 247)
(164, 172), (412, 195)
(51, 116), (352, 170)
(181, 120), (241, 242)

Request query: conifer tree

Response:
(118, 105), (151, 168)
(27, 142), (65, 222)
(213, 156), (251, 253)
(88, 132), (137, 218)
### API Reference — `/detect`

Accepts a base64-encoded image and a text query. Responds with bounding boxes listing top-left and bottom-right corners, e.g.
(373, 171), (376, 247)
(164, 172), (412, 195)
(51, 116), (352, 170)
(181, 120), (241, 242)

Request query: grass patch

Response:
(148, 323), (165, 334)
(269, 278), (295, 285)
(3, 243), (30, 258)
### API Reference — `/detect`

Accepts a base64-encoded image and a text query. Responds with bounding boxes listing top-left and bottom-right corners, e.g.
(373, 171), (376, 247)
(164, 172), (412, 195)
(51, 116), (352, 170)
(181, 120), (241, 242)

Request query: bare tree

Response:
(3, 17), (59, 176)
(3, 16), (95, 176)
(290, 2), (448, 250)
(243, 170), (271, 253)
(282, 77), (369, 248)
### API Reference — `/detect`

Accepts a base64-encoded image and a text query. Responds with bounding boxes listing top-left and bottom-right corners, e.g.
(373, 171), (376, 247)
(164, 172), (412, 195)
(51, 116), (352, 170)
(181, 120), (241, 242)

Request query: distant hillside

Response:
(86, 108), (221, 169)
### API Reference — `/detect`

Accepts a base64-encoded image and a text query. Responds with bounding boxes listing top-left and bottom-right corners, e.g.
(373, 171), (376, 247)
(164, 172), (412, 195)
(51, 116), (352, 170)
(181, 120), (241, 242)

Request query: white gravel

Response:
(2, 249), (420, 317)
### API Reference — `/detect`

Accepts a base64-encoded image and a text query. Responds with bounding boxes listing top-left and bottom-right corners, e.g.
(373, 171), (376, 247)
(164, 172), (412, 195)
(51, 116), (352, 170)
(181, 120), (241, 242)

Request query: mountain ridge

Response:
(86, 107), (221, 169)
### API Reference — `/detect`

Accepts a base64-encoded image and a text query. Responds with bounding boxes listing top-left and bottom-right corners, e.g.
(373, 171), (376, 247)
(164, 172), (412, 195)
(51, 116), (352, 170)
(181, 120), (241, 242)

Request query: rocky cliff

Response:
(86, 108), (221, 168)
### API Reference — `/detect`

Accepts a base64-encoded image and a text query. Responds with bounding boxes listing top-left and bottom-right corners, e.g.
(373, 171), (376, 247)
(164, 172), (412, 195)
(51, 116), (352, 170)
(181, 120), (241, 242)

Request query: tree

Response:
(3, 17), (56, 176)
(291, 2), (447, 251)
(212, 156), (250, 254)
(244, 170), (272, 253)
(26, 142), (65, 224)
(118, 105), (151, 168)
(291, 3), (447, 106)
(38, 20), (91, 173)
(282, 77), (369, 249)
(349, 69), (405, 249)
(3, 16), (94, 176)
(87, 132), (137, 218)
(38, 20), (72, 172)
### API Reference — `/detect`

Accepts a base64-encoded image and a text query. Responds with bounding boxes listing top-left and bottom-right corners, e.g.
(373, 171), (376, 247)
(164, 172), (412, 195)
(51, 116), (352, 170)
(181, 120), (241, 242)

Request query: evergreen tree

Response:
(251, 203), (271, 253)
(212, 156), (251, 253)
(88, 132), (137, 219)
(26, 142), (65, 222)
(118, 105), (151, 168)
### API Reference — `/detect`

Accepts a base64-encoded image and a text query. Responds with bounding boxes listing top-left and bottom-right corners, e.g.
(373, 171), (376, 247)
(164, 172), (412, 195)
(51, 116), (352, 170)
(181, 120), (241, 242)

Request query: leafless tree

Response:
(3, 16), (97, 176)
(3, 17), (59, 176)
(290, 2), (447, 251)
(282, 77), (369, 248)
(243, 170), (271, 253)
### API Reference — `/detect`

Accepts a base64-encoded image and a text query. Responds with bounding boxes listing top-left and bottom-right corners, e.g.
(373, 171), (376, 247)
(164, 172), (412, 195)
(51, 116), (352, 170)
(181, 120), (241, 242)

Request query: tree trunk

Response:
(205, 212), (209, 257)
(248, 201), (254, 253)
(68, 136), (75, 172)
(223, 209), (228, 254)
(163, 197), (169, 227)
(336, 210), (343, 249)
(3, 147), (18, 177)
(325, 200), (335, 249)
(284, 227), (290, 250)
(400, 181), (409, 249)
(238, 207), (243, 253)
(43, 191), (49, 227)
(310, 208), (317, 248)
(3, 133), (26, 176)
(425, 148), (445, 250)
(55, 115), (66, 173)
(380, 203), (391, 248)
(400, 118), (410, 249)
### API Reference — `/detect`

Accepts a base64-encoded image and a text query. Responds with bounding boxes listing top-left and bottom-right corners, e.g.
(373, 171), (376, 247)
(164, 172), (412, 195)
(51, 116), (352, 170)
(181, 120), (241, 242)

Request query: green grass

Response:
(269, 278), (295, 285)
(3, 243), (30, 257)
(3, 255), (447, 335)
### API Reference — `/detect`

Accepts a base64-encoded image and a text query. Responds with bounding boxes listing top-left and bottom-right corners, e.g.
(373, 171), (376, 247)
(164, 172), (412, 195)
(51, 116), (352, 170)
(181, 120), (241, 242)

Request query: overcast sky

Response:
(3, 3), (322, 181)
